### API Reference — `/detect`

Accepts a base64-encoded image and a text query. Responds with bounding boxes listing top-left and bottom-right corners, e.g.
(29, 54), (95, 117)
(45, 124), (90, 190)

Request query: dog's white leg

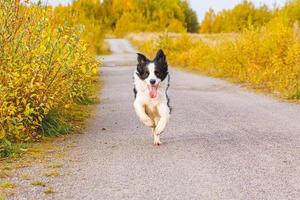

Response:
(153, 134), (161, 146)
(153, 104), (170, 144)
(153, 117), (161, 145)
(154, 116), (160, 127)
(134, 101), (154, 127)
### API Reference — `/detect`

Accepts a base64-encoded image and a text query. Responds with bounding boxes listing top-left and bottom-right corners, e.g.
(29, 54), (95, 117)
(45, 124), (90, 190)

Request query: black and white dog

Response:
(133, 49), (171, 145)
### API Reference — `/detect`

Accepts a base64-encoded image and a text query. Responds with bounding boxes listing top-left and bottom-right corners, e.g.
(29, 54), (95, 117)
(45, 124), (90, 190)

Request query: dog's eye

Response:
(145, 71), (149, 76)
(155, 71), (161, 77)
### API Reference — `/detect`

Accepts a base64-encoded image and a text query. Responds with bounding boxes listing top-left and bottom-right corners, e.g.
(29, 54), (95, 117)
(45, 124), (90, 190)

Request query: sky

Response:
(44, 0), (289, 22)
(189, 0), (288, 21)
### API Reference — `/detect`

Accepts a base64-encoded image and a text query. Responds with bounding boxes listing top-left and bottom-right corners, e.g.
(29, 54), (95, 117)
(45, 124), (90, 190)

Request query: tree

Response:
(181, 1), (199, 33)
(200, 8), (216, 33)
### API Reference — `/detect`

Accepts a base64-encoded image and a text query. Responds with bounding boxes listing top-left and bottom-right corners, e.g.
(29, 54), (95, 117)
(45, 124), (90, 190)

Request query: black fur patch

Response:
(133, 87), (137, 99)
(166, 74), (172, 113)
(136, 53), (150, 80)
(154, 49), (168, 81)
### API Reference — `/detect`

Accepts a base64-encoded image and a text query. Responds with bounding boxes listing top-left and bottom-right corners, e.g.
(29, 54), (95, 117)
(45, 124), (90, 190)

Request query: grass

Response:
(0, 167), (12, 171)
(38, 110), (70, 137)
(0, 163), (31, 172)
(0, 141), (30, 158)
(20, 173), (31, 180)
(0, 182), (15, 189)
(31, 181), (46, 187)
(44, 164), (63, 169)
(43, 171), (59, 177)
(44, 187), (54, 194)
(0, 171), (11, 179)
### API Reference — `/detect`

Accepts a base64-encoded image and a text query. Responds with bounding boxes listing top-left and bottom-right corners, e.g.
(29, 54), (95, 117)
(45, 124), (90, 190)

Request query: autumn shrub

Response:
(133, 17), (300, 99)
(0, 1), (99, 156)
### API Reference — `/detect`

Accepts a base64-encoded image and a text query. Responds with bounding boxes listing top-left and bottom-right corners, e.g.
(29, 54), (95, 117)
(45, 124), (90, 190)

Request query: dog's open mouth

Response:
(148, 85), (158, 98)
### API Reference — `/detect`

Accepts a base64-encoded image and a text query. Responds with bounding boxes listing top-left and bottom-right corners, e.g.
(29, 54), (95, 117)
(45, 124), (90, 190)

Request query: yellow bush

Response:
(134, 18), (300, 99)
(0, 1), (99, 149)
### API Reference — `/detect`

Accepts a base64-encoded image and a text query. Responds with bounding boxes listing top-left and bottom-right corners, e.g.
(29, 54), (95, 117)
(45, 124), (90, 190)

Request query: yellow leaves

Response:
(0, 126), (5, 140)
(80, 65), (87, 73)
(24, 104), (34, 117)
(0, 0), (99, 147)
(91, 67), (98, 75)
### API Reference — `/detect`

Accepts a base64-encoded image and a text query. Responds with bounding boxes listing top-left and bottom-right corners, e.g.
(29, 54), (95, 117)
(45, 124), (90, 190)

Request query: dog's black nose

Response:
(150, 79), (156, 85)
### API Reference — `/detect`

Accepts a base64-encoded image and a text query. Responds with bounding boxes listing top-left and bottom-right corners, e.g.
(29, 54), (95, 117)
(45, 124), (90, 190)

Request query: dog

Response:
(133, 49), (171, 145)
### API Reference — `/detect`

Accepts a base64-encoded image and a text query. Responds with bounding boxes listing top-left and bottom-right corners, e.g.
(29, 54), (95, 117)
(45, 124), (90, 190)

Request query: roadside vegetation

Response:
(132, 0), (300, 100)
(0, 0), (100, 157)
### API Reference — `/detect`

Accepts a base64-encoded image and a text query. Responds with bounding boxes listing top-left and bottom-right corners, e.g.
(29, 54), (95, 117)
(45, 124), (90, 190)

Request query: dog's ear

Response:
(155, 49), (167, 65)
(136, 53), (148, 77)
(137, 53), (148, 65)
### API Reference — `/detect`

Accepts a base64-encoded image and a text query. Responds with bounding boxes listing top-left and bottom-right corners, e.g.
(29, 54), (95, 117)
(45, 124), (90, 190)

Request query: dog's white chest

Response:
(145, 100), (158, 113)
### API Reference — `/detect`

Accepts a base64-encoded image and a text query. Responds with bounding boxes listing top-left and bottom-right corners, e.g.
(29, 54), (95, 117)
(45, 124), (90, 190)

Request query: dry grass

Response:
(43, 171), (60, 177)
(31, 181), (46, 187)
(44, 187), (54, 194)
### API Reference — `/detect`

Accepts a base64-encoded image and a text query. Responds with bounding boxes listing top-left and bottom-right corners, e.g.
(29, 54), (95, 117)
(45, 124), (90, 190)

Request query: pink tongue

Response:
(149, 86), (158, 98)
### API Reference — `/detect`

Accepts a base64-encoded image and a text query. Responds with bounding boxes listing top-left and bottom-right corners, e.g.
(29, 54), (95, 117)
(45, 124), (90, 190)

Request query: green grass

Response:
(0, 139), (30, 158)
(38, 109), (70, 137)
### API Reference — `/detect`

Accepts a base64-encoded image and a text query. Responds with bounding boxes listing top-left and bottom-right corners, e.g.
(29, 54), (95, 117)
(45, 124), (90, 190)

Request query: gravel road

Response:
(8, 39), (300, 200)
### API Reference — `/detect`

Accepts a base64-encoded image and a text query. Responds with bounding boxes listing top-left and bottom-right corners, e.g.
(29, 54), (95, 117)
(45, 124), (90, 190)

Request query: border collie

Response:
(133, 49), (171, 145)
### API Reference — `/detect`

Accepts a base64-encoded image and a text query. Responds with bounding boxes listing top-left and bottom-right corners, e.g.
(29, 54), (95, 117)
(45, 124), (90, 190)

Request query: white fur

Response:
(144, 63), (161, 86)
(133, 64), (170, 145)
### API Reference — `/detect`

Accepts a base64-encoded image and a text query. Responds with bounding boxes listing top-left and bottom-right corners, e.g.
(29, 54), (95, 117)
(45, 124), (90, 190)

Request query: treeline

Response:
(200, 0), (300, 33)
(53, 0), (199, 43)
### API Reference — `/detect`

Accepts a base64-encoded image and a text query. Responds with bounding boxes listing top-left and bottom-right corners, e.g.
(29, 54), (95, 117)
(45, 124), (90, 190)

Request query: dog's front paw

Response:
(153, 135), (161, 146)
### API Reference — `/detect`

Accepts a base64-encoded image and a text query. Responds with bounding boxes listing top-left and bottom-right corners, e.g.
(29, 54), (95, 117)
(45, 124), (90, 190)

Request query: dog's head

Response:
(136, 49), (168, 98)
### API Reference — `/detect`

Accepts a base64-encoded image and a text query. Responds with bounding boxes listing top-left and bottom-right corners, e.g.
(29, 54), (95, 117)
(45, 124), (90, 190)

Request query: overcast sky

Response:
(43, 0), (288, 22)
